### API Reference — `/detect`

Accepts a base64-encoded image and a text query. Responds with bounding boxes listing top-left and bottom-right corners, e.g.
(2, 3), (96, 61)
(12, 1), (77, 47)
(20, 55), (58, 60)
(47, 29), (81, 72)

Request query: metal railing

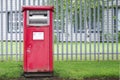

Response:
(0, 0), (119, 61)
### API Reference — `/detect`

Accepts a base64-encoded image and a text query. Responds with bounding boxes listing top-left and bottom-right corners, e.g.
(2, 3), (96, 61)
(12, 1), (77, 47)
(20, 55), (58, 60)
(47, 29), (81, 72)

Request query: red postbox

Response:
(23, 6), (54, 77)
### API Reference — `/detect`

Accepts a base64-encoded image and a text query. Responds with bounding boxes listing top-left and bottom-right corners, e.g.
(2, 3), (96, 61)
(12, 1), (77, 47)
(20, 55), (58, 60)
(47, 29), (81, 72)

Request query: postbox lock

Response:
(27, 10), (49, 26)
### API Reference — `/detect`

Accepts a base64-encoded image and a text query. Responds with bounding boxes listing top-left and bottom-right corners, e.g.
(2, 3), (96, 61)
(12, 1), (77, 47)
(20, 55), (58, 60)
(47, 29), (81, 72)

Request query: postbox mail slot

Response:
(27, 10), (49, 26)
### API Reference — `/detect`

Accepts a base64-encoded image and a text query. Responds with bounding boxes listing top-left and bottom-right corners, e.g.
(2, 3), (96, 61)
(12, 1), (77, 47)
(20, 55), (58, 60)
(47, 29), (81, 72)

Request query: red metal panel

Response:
(23, 6), (53, 73)
(23, 10), (27, 72)
(26, 27), (49, 72)
(22, 6), (54, 11)
(49, 10), (53, 72)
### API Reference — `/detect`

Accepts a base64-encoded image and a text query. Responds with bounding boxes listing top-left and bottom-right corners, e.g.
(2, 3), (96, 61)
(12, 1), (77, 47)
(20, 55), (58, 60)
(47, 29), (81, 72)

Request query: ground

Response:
(0, 61), (119, 80)
(7, 77), (120, 80)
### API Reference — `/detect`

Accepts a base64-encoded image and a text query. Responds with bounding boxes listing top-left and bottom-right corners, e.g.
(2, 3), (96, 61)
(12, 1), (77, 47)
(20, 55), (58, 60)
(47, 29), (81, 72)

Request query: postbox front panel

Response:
(24, 9), (51, 72)
(26, 27), (49, 72)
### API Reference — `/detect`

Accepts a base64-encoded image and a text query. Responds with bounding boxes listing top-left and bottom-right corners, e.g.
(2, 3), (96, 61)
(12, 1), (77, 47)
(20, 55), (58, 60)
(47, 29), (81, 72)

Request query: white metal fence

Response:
(0, 0), (120, 61)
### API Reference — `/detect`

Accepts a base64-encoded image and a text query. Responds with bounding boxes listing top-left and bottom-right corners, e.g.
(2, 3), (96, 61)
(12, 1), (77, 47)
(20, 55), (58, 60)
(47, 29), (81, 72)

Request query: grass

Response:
(54, 61), (120, 79)
(0, 61), (22, 80)
(0, 61), (119, 80)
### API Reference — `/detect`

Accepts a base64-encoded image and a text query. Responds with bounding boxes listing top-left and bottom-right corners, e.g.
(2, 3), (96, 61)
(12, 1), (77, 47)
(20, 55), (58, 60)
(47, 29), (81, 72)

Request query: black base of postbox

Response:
(24, 72), (53, 78)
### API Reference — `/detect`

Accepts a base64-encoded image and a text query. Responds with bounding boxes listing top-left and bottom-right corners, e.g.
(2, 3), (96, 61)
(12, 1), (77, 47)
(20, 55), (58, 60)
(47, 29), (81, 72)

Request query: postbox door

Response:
(26, 27), (50, 72)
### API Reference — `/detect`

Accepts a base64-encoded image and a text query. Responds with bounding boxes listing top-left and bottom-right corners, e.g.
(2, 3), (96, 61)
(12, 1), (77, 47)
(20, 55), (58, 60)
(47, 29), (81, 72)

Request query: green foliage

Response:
(103, 33), (117, 41)
(103, 32), (120, 42)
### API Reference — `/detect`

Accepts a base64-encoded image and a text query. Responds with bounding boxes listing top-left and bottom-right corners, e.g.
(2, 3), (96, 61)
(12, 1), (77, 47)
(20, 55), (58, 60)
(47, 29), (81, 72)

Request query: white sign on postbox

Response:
(33, 32), (44, 40)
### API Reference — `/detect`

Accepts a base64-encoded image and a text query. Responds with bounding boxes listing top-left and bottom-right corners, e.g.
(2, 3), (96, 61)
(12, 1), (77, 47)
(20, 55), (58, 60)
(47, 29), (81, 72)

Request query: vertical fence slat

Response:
(38, 0), (40, 5)
(47, 0), (49, 5)
(70, 0), (73, 60)
(23, 0), (26, 5)
(106, 0), (109, 60)
(116, 0), (118, 60)
(111, 0), (114, 60)
(93, 0), (96, 60)
(80, 0), (82, 60)
(97, 0), (100, 61)
(10, 0), (13, 60)
(49, 0), (51, 5)
(52, 0), (54, 5)
(18, 0), (22, 60)
(33, 0), (35, 5)
(15, 0), (18, 61)
(56, 0), (59, 61)
(42, 0), (44, 5)
(60, 0), (64, 61)
(28, 0), (30, 5)
(1, 0), (3, 60)
(49, 0), (50, 5)
(66, 0), (68, 61)
(6, 0), (8, 60)
(88, 0), (91, 61)
(102, 0), (104, 60)
(84, 0), (87, 60)
(75, 0), (78, 60)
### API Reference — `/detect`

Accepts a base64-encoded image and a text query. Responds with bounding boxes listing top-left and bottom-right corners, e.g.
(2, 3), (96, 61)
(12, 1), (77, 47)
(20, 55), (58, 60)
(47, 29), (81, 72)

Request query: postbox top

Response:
(22, 6), (54, 11)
